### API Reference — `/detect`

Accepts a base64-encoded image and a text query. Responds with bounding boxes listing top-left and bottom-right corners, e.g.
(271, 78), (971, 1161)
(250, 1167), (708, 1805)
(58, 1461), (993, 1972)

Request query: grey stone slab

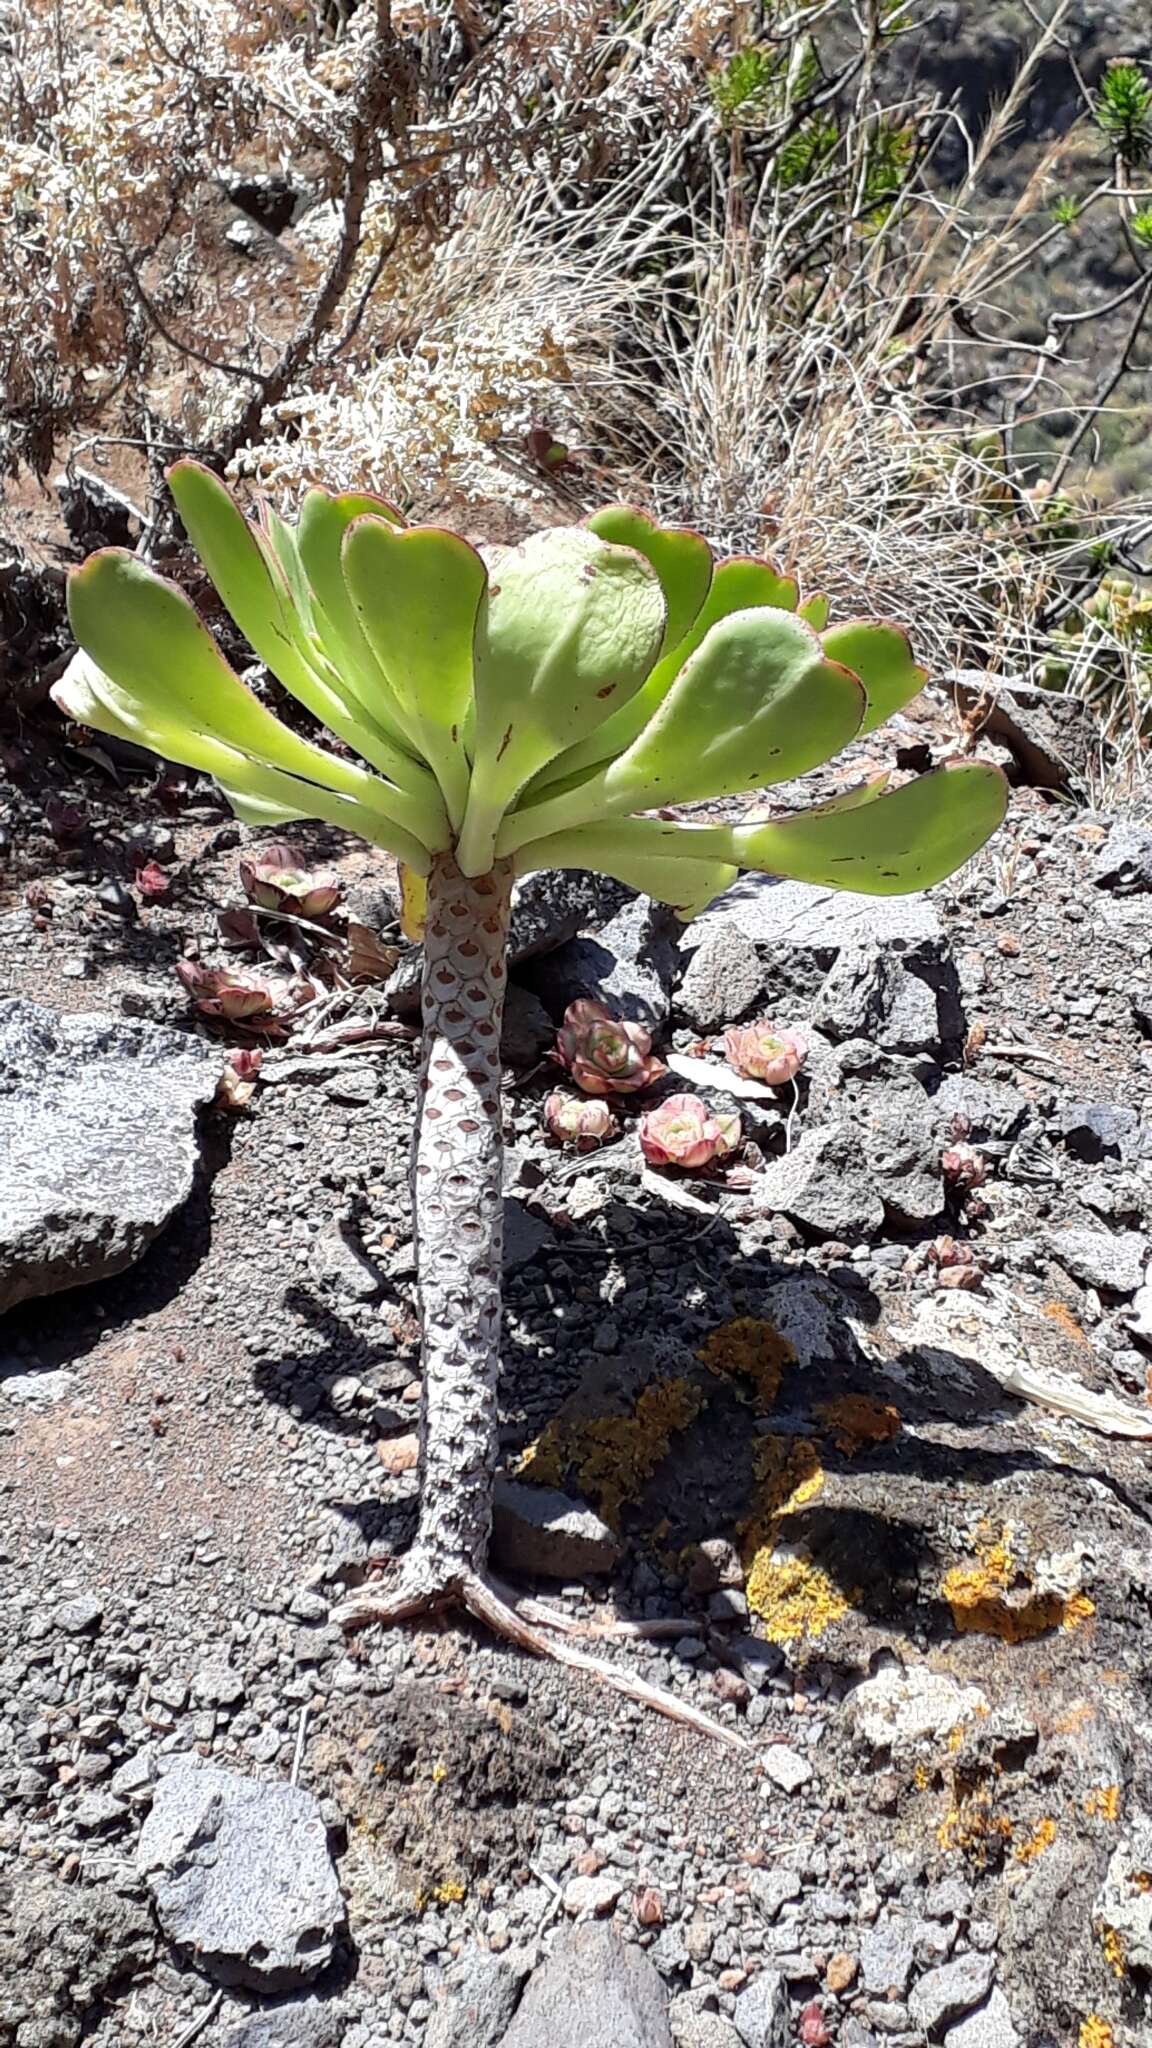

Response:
(0, 999), (219, 1313)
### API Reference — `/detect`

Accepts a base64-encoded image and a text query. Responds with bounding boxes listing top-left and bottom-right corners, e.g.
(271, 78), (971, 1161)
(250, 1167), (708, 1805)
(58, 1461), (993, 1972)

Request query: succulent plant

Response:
(723, 1022), (808, 1086)
(176, 959), (313, 1025)
(134, 858), (171, 900)
(639, 1091), (742, 1170)
(942, 1142), (987, 1191)
(543, 1090), (619, 1148)
(55, 467), (1007, 1690)
(554, 998), (666, 1095)
(239, 841), (343, 918)
(217, 1047), (264, 1109)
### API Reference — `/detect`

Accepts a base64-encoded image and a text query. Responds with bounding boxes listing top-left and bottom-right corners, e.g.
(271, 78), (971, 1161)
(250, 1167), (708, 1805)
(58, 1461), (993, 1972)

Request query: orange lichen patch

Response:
(698, 1317), (795, 1405)
(1042, 1300), (1092, 1347)
(1134, 1871), (1152, 1894)
(744, 1548), (853, 1644)
(1085, 1786), (1122, 1823)
(1100, 1926), (1126, 1979)
(1014, 1817), (1057, 1863)
(815, 1393), (901, 1455)
(517, 1377), (704, 1531)
(942, 1530), (1095, 1643)
(1079, 2020), (1115, 2048)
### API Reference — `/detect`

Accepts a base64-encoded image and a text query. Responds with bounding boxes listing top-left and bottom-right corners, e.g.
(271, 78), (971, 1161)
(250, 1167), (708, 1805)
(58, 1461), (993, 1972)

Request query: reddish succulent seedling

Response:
(554, 998), (666, 1095)
(239, 840), (343, 918)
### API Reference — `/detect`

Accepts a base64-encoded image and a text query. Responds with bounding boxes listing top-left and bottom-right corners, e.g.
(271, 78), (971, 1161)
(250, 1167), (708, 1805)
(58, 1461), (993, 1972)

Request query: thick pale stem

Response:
(406, 853), (514, 1584)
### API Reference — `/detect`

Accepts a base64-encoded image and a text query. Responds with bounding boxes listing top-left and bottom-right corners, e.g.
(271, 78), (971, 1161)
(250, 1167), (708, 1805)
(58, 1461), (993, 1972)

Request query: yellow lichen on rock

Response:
(942, 1528), (1096, 1643)
(745, 1546), (852, 1644)
(1014, 1817), (1057, 1863)
(514, 1425), (568, 1489)
(415, 1877), (467, 1909)
(516, 1377), (704, 1530)
(1085, 1786), (1122, 1823)
(815, 1393), (902, 1455)
(1078, 2020), (1115, 2048)
(1100, 1925), (1126, 1979)
(697, 1317), (795, 1404)
(746, 1435), (825, 1524)
(738, 1435), (854, 1644)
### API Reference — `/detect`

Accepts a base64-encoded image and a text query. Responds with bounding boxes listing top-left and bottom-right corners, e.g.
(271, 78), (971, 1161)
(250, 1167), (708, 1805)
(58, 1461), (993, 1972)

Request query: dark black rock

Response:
(509, 869), (633, 964)
(386, 870), (633, 1021)
(501, 984), (555, 1065)
(518, 895), (680, 1030)
(225, 173), (308, 234)
(1055, 1101), (1140, 1164)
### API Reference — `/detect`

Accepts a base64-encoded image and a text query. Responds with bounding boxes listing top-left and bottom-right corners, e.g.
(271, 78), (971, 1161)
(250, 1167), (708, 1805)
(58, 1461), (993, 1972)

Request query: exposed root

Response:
(512, 1592), (711, 1643)
(332, 1565), (750, 1752)
(334, 1557), (458, 1628)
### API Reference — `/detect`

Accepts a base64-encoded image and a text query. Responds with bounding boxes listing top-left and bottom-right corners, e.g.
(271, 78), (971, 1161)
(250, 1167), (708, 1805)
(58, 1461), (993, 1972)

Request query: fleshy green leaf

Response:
(729, 761), (1008, 892)
(513, 818), (735, 918)
(456, 526), (666, 873)
(216, 783), (312, 827)
(167, 462), (429, 795)
(586, 506), (713, 656)
(502, 608), (863, 854)
(66, 550), (446, 852)
(259, 501), (315, 625)
(797, 592), (830, 629)
(398, 864), (428, 940)
(295, 487), (418, 748)
(343, 519), (486, 828)
(53, 650), (433, 869)
(604, 609), (862, 809)
(821, 619), (927, 736)
(527, 554), (802, 794)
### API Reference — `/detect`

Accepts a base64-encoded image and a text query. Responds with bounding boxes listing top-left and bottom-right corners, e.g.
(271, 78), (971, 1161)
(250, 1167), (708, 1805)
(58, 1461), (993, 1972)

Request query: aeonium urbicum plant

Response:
(55, 464), (1006, 1739)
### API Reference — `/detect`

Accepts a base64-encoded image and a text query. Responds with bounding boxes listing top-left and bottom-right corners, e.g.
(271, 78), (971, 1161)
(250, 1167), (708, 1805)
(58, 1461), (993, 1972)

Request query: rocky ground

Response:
(2, 675), (1152, 2048)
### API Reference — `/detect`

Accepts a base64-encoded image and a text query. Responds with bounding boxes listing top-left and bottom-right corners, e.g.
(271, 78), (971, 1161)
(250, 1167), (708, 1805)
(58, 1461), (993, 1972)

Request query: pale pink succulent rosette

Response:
(554, 997), (667, 1096)
(639, 1091), (742, 1171)
(723, 1021), (808, 1086)
(543, 1090), (619, 1148)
